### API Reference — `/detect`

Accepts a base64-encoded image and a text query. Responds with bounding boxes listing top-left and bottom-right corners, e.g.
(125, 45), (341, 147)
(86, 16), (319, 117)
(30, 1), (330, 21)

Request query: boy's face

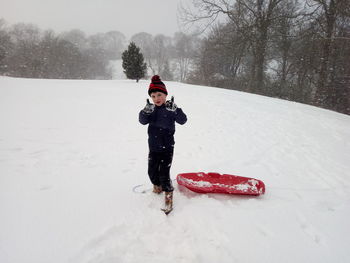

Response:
(150, 92), (167, 106)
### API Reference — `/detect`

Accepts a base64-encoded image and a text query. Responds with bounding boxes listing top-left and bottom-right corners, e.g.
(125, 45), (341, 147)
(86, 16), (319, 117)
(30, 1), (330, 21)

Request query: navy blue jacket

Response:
(139, 104), (187, 152)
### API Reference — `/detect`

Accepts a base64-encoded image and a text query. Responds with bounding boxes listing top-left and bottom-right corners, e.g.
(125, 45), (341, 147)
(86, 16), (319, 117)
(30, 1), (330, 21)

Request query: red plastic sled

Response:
(177, 172), (265, 196)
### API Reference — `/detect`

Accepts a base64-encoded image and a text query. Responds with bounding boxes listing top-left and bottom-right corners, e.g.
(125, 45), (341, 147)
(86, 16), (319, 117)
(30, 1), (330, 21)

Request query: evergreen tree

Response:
(122, 42), (147, 82)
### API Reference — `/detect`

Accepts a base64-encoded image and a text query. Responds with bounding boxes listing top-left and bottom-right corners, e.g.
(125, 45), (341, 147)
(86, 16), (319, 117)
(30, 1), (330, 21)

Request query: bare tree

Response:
(152, 34), (172, 74)
(308, 0), (350, 107)
(60, 29), (87, 50)
(173, 32), (199, 82)
(105, 31), (126, 59)
(9, 23), (41, 77)
(161, 59), (174, 80)
(189, 22), (248, 88)
(269, 0), (302, 98)
(131, 32), (154, 75)
(0, 19), (12, 75)
(180, 0), (286, 93)
(39, 30), (88, 79)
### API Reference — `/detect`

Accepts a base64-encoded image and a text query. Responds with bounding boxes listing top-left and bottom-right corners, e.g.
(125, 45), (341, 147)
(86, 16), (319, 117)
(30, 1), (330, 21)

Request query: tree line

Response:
(0, 19), (125, 79)
(0, 18), (200, 82)
(128, 32), (200, 82)
(180, 0), (350, 114)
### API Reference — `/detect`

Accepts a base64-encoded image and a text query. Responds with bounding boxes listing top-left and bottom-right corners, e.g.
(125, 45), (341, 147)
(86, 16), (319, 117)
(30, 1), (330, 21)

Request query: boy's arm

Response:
(165, 96), (187, 125)
(139, 110), (151, 125)
(175, 108), (187, 125)
(139, 99), (154, 125)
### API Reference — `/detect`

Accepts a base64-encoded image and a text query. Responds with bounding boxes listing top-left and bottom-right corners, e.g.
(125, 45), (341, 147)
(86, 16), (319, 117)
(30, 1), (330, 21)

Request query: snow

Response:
(0, 76), (350, 263)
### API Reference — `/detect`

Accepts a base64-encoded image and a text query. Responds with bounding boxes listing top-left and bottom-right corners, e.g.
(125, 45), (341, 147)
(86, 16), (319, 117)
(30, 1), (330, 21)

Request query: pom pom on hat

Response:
(151, 75), (162, 83)
(148, 75), (168, 96)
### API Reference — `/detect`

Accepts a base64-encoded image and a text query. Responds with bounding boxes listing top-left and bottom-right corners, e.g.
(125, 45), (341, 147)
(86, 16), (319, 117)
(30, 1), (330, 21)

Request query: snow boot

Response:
(153, 185), (162, 194)
(162, 191), (173, 215)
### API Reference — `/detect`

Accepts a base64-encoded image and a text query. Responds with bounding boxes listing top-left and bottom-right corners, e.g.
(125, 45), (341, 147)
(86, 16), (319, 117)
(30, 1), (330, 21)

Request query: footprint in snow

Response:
(39, 185), (53, 191)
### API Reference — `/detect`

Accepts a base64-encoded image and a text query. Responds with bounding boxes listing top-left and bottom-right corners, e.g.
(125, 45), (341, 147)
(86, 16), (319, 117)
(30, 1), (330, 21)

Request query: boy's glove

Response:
(142, 99), (155, 114)
(165, 96), (177, 112)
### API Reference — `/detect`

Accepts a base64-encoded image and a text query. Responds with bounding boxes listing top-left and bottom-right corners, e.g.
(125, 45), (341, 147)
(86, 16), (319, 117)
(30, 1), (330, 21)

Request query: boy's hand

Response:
(142, 99), (155, 114)
(165, 96), (177, 112)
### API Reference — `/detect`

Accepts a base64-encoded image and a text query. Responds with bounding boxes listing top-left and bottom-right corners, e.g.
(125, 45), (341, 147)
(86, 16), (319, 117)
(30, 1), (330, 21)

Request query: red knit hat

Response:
(148, 75), (167, 96)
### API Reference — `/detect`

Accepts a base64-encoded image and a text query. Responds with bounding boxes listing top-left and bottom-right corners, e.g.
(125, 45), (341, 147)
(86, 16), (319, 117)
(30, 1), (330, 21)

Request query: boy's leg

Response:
(163, 191), (173, 214)
(158, 151), (174, 192)
(148, 152), (161, 186)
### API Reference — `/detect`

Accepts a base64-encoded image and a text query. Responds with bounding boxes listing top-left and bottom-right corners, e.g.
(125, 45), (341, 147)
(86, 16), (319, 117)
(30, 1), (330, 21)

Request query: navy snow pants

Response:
(148, 151), (174, 192)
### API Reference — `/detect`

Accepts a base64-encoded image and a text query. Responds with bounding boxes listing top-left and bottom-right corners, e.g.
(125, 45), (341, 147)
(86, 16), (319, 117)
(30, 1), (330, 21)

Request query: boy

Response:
(139, 75), (187, 214)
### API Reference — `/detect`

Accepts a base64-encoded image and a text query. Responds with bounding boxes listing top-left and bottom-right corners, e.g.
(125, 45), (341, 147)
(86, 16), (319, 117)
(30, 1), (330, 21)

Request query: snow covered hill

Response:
(0, 77), (349, 263)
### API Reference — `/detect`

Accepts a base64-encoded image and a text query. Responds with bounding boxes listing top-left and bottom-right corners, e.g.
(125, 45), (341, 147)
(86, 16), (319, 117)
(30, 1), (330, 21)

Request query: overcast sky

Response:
(0, 0), (184, 38)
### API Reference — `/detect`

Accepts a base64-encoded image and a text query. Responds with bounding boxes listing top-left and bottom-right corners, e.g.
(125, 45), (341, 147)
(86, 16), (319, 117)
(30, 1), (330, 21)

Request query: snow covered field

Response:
(1, 77), (350, 263)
